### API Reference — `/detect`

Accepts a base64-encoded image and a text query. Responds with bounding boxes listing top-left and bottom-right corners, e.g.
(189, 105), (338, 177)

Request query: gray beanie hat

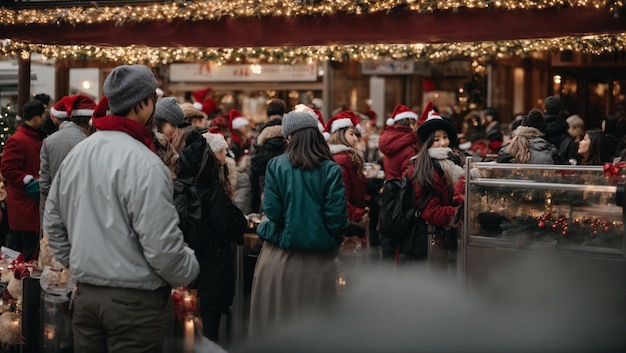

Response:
(282, 110), (319, 137)
(155, 97), (184, 126)
(103, 65), (157, 115)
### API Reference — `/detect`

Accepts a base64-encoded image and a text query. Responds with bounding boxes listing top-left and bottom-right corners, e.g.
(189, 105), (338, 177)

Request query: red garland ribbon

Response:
(7, 254), (34, 280)
(603, 161), (626, 177)
(171, 287), (198, 320)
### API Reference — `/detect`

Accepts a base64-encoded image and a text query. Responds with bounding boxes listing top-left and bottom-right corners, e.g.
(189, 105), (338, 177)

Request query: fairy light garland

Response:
(0, 1), (623, 26)
(1, 34), (624, 65)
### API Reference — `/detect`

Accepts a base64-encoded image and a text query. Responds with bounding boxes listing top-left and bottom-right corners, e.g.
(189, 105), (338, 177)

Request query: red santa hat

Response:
(323, 110), (362, 141)
(364, 109), (377, 122)
(192, 87), (212, 110)
(93, 96), (109, 118)
(67, 94), (96, 117)
(225, 109), (249, 130)
(51, 94), (96, 118)
(50, 97), (68, 119)
(416, 101), (458, 146)
(386, 104), (418, 126)
(200, 97), (218, 116)
(210, 116), (230, 132)
(417, 101), (434, 126)
(191, 87), (218, 117)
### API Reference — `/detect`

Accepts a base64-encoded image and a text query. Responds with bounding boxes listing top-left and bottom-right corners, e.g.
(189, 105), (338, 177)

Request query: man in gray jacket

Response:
(44, 65), (200, 352)
(39, 94), (95, 220)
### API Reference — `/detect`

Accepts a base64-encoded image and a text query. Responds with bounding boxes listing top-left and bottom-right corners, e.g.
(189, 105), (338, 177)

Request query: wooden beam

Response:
(17, 54), (30, 116)
(2, 7), (625, 48)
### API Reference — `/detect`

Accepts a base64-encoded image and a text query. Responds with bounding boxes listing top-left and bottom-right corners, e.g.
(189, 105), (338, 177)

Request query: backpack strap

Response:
(415, 191), (431, 218)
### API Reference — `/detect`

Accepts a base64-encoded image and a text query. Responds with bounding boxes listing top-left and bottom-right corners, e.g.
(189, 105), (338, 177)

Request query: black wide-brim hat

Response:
(417, 117), (459, 147)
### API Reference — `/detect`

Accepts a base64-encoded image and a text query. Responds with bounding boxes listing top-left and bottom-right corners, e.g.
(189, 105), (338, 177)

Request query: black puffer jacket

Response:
(249, 119), (286, 213)
(175, 129), (247, 310)
(173, 130), (205, 253)
(196, 161), (246, 310)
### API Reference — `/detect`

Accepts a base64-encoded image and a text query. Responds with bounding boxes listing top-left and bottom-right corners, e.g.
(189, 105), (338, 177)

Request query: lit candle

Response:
(337, 274), (346, 287)
(44, 324), (55, 340)
(10, 316), (19, 330)
(184, 316), (194, 352)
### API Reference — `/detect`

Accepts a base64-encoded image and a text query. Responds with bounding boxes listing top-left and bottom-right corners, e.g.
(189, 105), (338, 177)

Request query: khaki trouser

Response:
(72, 283), (172, 353)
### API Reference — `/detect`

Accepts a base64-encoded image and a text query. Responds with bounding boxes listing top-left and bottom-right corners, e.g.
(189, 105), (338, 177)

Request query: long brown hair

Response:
(286, 127), (333, 170)
(413, 133), (436, 193)
(328, 127), (364, 176)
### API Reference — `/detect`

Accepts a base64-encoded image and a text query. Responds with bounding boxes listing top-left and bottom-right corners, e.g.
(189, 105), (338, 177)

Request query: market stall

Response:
(462, 159), (626, 306)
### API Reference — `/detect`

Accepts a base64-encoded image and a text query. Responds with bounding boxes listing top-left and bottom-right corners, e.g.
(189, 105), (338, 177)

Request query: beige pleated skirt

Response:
(248, 241), (337, 338)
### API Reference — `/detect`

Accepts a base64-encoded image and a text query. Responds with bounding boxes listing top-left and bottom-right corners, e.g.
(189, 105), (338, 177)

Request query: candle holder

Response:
(183, 315), (203, 353)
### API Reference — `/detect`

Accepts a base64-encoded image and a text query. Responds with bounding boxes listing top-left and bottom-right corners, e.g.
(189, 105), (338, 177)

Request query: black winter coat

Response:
(249, 120), (286, 213)
(197, 143), (246, 311)
(175, 130), (247, 311)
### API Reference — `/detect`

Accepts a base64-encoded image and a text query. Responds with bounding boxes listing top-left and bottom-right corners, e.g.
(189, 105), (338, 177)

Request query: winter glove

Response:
(25, 179), (40, 202)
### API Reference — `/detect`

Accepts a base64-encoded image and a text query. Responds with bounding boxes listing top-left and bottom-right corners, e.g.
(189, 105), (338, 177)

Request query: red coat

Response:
(378, 125), (419, 179)
(331, 148), (367, 223)
(0, 125), (43, 232)
(407, 159), (463, 228)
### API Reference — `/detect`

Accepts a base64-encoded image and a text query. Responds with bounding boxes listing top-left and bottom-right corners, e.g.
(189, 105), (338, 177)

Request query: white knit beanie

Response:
(203, 132), (229, 153)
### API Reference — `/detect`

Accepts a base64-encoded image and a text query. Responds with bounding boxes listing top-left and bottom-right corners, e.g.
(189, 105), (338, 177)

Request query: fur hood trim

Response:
(257, 125), (283, 146)
(515, 126), (544, 139)
(329, 143), (353, 155)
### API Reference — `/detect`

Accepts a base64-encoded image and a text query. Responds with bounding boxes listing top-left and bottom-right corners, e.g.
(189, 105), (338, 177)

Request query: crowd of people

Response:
(0, 63), (624, 352)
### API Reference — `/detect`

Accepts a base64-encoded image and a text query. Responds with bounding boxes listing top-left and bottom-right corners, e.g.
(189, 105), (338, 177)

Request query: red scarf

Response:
(92, 115), (156, 152)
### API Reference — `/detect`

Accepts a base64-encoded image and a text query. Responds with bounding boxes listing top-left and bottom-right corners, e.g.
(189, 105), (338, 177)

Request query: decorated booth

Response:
(462, 159), (626, 314)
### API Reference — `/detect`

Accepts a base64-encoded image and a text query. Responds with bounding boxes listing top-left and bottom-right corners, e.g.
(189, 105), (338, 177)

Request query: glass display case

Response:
(461, 158), (626, 294)
(464, 160), (624, 257)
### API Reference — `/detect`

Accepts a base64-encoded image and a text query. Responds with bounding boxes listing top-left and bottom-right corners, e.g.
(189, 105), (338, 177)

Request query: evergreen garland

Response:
(470, 168), (623, 250)
(0, 103), (17, 154)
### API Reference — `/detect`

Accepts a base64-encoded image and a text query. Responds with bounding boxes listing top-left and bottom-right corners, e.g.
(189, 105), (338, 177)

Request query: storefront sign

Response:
(361, 60), (415, 75)
(441, 61), (473, 77)
(169, 63), (318, 82)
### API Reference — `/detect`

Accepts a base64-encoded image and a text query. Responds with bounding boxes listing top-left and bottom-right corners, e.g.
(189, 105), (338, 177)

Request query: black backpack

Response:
(379, 167), (417, 245)
(379, 168), (432, 258)
(173, 178), (205, 256)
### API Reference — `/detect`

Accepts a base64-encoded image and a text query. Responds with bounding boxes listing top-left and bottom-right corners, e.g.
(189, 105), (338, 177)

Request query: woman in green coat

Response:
(249, 110), (350, 337)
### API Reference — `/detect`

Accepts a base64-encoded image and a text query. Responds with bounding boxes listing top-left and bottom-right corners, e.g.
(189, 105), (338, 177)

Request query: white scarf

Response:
(428, 147), (464, 189)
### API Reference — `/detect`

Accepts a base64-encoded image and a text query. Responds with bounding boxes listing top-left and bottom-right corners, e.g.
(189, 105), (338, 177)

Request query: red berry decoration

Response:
(538, 221), (545, 228)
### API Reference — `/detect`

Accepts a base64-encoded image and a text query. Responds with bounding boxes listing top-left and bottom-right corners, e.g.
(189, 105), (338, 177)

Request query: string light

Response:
(1, 34), (624, 65)
(0, 1), (623, 26)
